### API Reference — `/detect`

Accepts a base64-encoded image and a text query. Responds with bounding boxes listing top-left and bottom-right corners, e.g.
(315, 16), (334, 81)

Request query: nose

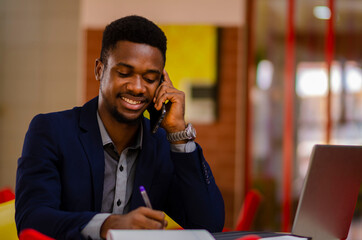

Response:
(126, 75), (146, 95)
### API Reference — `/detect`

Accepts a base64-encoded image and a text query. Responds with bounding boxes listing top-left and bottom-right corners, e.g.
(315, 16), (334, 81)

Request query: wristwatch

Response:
(167, 123), (196, 143)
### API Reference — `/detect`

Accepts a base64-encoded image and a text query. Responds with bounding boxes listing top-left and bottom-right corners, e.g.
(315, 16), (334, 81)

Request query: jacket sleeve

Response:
(15, 114), (96, 240)
(166, 143), (225, 232)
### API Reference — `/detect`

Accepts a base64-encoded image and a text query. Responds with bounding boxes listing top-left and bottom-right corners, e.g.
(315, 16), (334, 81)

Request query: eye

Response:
(117, 71), (130, 78)
(143, 77), (157, 84)
(143, 73), (159, 83)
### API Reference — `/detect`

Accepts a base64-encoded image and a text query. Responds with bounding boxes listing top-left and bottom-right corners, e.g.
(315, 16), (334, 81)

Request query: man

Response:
(15, 15), (224, 240)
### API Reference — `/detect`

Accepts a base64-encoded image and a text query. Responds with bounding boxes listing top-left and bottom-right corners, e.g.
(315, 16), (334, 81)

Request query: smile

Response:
(122, 97), (142, 105)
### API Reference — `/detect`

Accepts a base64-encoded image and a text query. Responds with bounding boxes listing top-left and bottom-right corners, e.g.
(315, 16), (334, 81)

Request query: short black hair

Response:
(100, 15), (167, 66)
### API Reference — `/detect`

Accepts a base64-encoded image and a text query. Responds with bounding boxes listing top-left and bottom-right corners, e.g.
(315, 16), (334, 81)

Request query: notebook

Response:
(291, 144), (362, 240)
(107, 229), (214, 240)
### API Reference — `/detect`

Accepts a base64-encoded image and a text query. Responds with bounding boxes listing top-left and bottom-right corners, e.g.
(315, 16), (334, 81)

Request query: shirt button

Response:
(117, 199), (122, 206)
(119, 165), (124, 172)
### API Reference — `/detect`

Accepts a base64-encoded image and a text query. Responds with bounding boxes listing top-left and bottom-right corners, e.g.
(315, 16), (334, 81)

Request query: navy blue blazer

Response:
(15, 97), (225, 239)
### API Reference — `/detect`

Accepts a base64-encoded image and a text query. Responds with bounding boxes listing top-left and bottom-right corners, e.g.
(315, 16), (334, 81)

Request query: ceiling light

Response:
(313, 6), (331, 20)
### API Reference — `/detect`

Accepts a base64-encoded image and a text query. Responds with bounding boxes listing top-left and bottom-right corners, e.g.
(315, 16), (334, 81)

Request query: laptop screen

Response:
(292, 144), (362, 240)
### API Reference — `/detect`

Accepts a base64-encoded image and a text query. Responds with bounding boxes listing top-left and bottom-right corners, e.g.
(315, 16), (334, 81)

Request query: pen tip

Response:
(139, 186), (145, 191)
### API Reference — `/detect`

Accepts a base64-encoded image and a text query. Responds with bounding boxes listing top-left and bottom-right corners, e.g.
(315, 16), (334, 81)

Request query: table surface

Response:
(212, 231), (307, 240)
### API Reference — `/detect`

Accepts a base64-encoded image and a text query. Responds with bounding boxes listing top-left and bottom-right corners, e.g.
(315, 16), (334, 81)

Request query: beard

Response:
(101, 92), (145, 125)
(99, 82), (148, 125)
(109, 105), (143, 125)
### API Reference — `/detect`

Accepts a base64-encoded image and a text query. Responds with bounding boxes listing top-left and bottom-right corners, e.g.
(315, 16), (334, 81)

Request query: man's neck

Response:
(98, 111), (141, 154)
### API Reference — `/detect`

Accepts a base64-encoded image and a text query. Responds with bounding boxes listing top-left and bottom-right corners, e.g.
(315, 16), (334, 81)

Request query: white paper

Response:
(107, 229), (215, 240)
(263, 236), (309, 240)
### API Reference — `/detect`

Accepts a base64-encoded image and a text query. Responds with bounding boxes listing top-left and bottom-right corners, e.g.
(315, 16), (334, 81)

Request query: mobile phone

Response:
(149, 75), (166, 134)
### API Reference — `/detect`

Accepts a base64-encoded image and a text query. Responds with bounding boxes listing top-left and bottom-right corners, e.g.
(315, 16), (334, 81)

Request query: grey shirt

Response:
(99, 115), (142, 214)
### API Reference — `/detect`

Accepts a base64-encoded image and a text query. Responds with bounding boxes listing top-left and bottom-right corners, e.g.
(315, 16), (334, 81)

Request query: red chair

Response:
(19, 229), (55, 240)
(0, 187), (15, 203)
(235, 189), (262, 231)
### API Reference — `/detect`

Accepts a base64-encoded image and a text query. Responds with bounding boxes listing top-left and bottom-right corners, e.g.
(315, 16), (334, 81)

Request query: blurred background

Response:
(0, 0), (361, 238)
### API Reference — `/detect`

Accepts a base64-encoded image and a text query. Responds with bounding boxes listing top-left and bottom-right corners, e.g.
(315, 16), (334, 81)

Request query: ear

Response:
(95, 59), (104, 81)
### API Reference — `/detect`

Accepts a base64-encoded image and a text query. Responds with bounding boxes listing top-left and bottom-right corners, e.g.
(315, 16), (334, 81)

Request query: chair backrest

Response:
(235, 189), (262, 231)
(0, 187), (16, 203)
(19, 229), (54, 240)
(0, 199), (18, 240)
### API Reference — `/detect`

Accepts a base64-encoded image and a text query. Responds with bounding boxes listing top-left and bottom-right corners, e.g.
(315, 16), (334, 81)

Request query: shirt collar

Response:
(97, 112), (143, 150)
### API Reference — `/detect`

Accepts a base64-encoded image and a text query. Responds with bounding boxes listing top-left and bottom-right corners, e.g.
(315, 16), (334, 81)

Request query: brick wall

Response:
(85, 29), (102, 101)
(194, 27), (240, 228)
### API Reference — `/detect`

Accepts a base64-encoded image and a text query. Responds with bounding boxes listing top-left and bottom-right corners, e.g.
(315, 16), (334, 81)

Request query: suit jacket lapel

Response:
(130, 118), (158, 210)
(78, 97), (105, 211)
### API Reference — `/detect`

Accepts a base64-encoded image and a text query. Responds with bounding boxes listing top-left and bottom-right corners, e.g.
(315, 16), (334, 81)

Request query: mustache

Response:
(116, 92), (148, 102)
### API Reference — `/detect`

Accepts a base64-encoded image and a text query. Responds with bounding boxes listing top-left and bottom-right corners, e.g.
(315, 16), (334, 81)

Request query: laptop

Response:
(212, 144), (362, 240)
(292, 144), (362, 240)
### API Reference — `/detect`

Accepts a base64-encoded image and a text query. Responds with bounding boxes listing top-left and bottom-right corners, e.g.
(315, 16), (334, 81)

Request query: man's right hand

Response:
(100, 207), (167, 239)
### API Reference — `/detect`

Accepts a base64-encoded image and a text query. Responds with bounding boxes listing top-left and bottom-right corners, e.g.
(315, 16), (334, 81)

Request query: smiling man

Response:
(15, 16), (225, 240)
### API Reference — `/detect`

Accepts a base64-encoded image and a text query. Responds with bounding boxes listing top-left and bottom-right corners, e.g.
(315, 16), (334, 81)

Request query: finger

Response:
(162, 69), (173, 86)
(129, 208), (163, 229)
(138, 208), (165, 229)
(155, 91), (184, 110)
(163, 219), (168, 229)
(153, 79), (170, 106)
(153, 82), (165, 105)
(153, 86), (181, 110)
(141, 207), (165, 222)
(143, 217), (165, 229)
(153, 69), (172, 102)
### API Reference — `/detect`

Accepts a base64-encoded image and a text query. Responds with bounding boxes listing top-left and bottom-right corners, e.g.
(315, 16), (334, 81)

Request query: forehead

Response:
(107, 41), (164, 69)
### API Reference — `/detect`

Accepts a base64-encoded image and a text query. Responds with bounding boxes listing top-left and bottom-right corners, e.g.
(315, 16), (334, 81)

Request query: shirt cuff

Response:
(81, 213), (111, 240)
(170, 141), (196, 153)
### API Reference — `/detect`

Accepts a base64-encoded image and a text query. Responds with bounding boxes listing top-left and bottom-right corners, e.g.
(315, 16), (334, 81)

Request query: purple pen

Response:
(139, 185), (153, 209)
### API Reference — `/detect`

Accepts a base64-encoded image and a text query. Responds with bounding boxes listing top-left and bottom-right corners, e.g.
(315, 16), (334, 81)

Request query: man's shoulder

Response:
(27, 108), (80, 135)
(31, 106), (80, 123)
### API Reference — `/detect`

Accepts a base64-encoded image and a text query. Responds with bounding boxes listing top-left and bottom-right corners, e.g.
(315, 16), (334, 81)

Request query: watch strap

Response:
(166, 123), (196, 143)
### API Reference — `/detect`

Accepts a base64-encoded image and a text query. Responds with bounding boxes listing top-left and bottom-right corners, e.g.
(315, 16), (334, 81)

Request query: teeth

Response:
(122, 97), (141, 105)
